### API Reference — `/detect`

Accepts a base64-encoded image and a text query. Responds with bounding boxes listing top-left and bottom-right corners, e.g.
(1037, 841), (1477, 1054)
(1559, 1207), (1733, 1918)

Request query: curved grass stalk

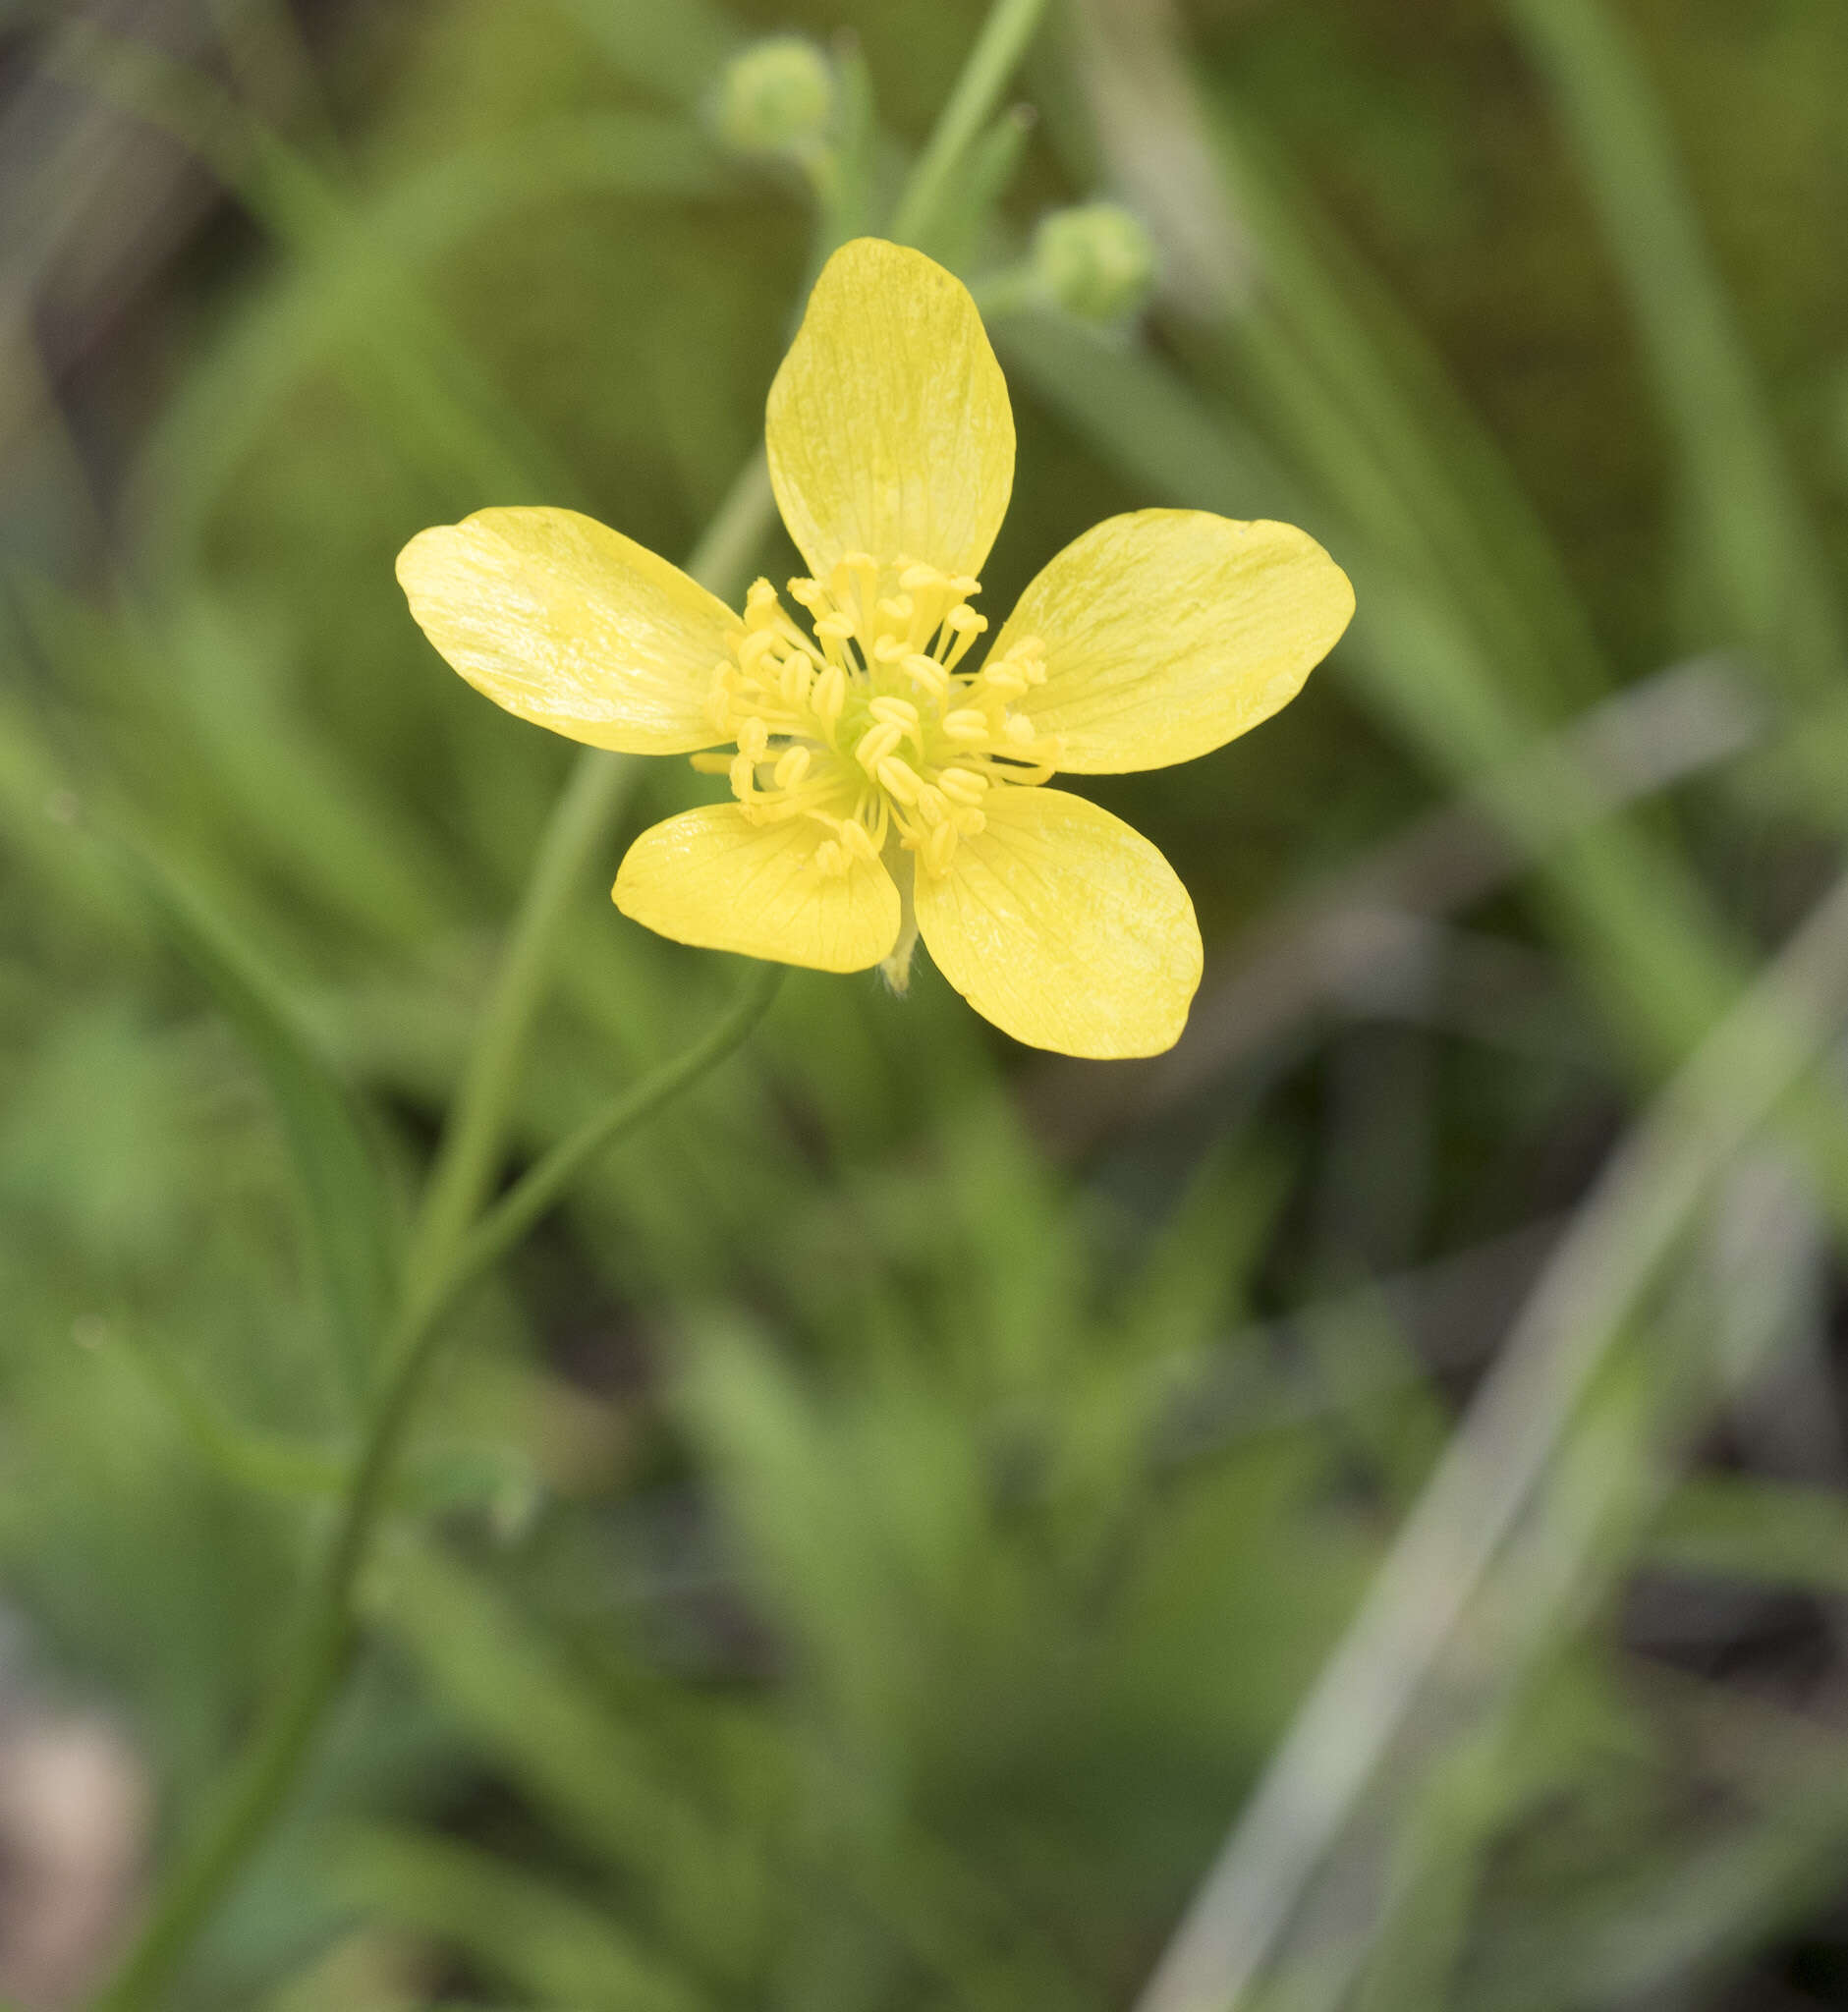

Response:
(1132, 860), (1848, 2012)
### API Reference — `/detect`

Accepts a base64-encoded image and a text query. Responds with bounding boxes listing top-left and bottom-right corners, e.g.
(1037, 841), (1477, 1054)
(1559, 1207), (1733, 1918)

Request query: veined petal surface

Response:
(914, 788), (1201, 1058)
(993, 510), (1354, 774)
(397, 507), (734, 754)
(765, 238), (1014, 581)
(614, 807), (900, 973)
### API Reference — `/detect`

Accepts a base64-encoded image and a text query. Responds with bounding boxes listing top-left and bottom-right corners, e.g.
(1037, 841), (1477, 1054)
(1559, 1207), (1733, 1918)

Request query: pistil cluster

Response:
(696, 554), (1061, 881)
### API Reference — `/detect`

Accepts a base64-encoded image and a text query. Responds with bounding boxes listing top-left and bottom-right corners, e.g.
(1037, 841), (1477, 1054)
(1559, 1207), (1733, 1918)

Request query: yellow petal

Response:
(397, 507), (734, 754)
(992, 510), (1354, 774)
(914, 788), (1201, 1058)
(614, 807), (899, 973)
(765, 238), (1014, 580)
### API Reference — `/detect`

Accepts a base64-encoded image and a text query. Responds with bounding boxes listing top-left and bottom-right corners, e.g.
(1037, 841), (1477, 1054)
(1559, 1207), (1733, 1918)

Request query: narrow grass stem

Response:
(888, 0), (1049, 251)
(1133, 862), (1848, 2012)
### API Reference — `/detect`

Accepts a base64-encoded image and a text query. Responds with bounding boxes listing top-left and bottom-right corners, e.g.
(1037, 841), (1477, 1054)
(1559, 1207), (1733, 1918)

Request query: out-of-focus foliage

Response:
(6, 1), (1848, 2008)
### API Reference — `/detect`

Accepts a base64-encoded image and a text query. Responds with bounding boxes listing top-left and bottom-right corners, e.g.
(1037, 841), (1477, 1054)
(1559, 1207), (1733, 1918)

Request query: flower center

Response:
(693, 553), (1060, 882)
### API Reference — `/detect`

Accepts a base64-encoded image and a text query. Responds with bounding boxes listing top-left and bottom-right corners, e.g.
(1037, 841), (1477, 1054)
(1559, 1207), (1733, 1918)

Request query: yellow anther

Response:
(841, 550), (879, 573)
(744, 577), (781, 621)
(737, 629), (781, 675)
(778, 650), (813, 704)
(902, 652), (949, 697)
(876, 595), (913, 624)
(952, 806), (986, 837)
(855, 721), (903, 769)
(924, 821), (958, 875)
(730, 752), (756, 797)
(938, 766), (988, 804)
(815, 613), (856, 642)
(738, 716), (770, 760)
(943, 709), (990, 743)
(788, 577), (822, 608)
(951, 575), (980, 597)
(875, 756), (924, 804)
(690, 751), (733, 775)
(1005, 712), (1037, 747)
(815, 839), (846, 878)
(813, 664), (846, 727)
(773, 746), (812, 790)
(841, 817), (879, 864)
(915, 785), (947, 826)
(899, 563), (941, 591)
(868, 696), (920, 730)
(944, 604), (986, 633)
(982, 664), (1028, 698)
(871, 635), (909, 663)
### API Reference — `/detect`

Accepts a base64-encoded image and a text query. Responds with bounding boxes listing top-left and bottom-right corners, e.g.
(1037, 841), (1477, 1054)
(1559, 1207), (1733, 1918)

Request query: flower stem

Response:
(888, 0), (1050, 252)
(88, 959), (781, 2012)
(88, 454), (778, 2012)
(397, 446), (775, 1330)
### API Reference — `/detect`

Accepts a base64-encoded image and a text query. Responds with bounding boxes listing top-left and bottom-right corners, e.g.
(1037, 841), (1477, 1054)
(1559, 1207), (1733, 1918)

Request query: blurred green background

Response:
(7, 0), (1848, 2007)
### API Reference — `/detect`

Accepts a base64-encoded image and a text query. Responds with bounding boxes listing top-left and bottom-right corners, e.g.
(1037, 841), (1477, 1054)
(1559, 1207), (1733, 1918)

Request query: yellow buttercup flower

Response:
(397, 238), (1353, 1058)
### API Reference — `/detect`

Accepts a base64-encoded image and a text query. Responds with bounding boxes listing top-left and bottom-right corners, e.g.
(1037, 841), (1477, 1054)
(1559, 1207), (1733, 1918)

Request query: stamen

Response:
(813, 663), (846, 728)
(711, 574), (1058, 893)
(901, 652), (949, 698)
(779, 650), (814, 704)
(876, 756), (924, 805)
(854, 721), (904, 769)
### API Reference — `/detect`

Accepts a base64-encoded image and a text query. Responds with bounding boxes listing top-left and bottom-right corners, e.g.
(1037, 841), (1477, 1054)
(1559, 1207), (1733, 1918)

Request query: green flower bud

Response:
(715, 36), (835, 157)
(1030, 202), (1159, 323)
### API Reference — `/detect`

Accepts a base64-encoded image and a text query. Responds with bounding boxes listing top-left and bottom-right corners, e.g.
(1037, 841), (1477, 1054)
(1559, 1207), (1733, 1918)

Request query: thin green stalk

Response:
(888, 0), (1049, 251)
(453, 960), (785, 1297)
(87, 960), (782, 2012)
(89, 448), (777, 2011)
